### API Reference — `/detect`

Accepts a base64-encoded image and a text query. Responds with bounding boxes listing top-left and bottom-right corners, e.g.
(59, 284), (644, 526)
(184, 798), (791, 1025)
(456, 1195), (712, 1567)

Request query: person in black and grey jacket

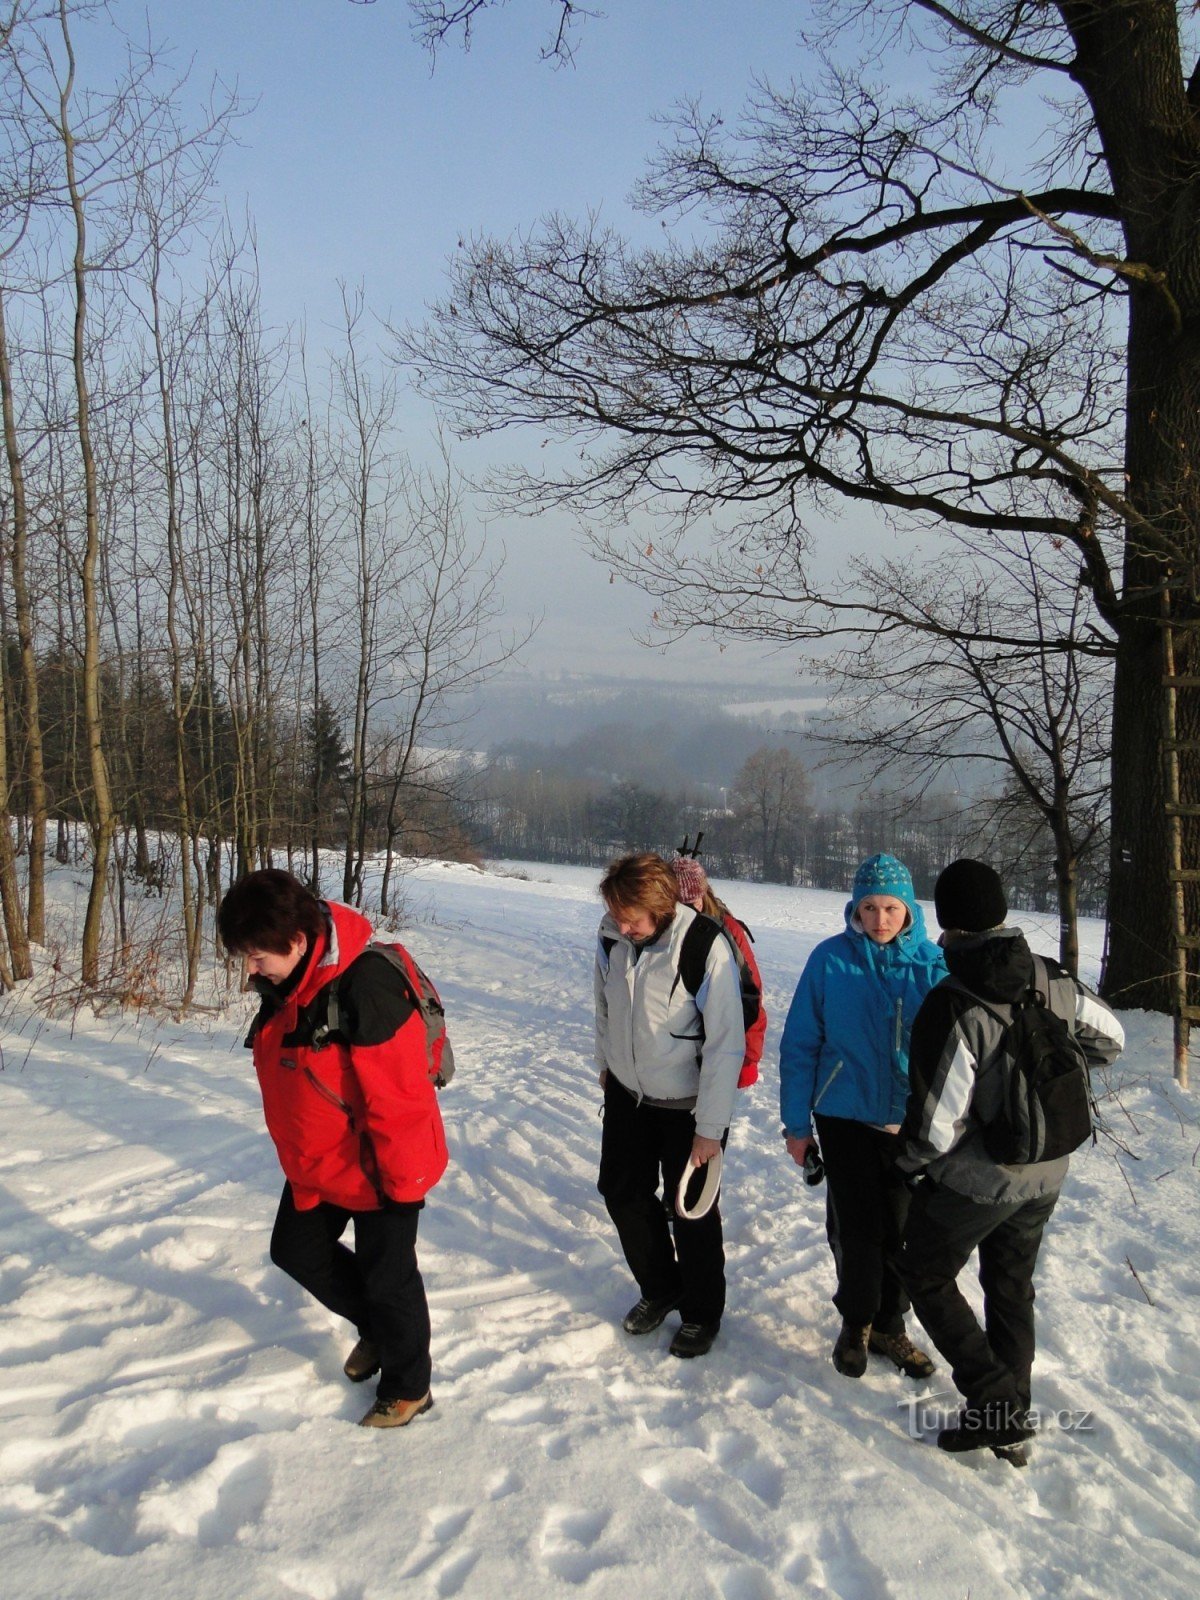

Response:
(897, 859), (1125, 1460)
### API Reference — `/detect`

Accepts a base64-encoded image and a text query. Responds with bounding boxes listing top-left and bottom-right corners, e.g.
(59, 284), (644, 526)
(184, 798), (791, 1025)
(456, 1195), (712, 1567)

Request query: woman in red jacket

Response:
(218, 869), (447, 1430)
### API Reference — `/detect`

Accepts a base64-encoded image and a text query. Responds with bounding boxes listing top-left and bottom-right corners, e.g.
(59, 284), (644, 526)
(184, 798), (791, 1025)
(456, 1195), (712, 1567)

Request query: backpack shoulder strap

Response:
(321, 943), (420, 1046)
(1029, 952), (1050, 1005)
(1027, 952), (1076, 1020)
(677, 913), (724, 999)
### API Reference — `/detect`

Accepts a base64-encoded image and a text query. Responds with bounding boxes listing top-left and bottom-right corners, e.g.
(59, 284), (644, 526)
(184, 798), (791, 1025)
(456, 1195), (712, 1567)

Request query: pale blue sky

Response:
(87, 2), (864, 682)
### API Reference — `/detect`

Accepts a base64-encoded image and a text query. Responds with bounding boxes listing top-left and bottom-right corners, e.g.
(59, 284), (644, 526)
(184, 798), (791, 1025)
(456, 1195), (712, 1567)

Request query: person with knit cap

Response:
(595, 853), (746, 1359)
(897, 858), (1124, 1462)
(779, 853), (947, 1379)
(670, 854), (766, 1089)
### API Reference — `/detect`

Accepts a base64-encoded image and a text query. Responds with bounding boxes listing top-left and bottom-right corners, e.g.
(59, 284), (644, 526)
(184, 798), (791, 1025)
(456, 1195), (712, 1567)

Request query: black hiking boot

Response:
(868, 1327), (936, 1380)
(668, 1321), (720, 1359)
(937, 1403), (1035, 1455)
(621, 1294), (680, 1335)
(832, 1320), (871, 1378)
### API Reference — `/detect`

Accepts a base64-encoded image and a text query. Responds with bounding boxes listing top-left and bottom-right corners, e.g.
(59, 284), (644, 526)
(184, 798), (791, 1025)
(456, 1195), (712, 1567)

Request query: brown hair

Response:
(698, 887), (730, 922)
(599, 853), (679, 931)
(217, 868), (326, 955)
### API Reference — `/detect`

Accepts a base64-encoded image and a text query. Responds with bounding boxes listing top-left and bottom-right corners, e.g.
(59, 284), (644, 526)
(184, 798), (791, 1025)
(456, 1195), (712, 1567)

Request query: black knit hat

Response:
(933, 858), (1008, 933)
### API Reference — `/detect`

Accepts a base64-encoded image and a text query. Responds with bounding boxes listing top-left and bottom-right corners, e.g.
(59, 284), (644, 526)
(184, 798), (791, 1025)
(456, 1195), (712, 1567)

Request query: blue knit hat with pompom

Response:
(850, 853), (918, 921)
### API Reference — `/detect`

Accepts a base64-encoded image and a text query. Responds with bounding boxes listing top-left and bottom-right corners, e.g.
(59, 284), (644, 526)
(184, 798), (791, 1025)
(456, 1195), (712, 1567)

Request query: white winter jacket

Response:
(594, 904), (746, 1141)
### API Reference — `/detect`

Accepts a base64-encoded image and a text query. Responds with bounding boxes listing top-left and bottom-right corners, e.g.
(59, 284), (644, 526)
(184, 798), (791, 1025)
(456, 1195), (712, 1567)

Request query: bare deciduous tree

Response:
(401, 0), (1200, 1011)
(813, 536), (1110, 973)
(731, 745), (810, 885)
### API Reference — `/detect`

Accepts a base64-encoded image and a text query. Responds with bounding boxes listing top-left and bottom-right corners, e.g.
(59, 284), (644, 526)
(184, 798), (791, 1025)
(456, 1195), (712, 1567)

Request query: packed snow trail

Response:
(0, 860), (1197, 1599)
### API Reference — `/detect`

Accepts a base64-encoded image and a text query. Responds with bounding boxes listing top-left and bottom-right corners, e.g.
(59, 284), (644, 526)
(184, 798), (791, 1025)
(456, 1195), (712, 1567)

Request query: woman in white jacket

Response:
(594, 853), (746, 1359)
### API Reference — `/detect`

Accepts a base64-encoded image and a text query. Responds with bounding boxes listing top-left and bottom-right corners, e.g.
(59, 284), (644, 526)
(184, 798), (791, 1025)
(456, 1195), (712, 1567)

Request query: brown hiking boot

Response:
(868, 1327), (936, 1380)
(832, 1320), (871, 1378)
(359, 1392), (434, 1429)
(343, 1338), (380, 1383)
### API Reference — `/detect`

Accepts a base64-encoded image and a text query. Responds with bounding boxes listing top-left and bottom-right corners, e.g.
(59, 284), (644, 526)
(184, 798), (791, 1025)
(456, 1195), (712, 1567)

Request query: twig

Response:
(1124, 1256), (1155, 1306)
(1116, 1092), (1141, 1136)
(1113, 1154), (1138, 1206)
(1095, 1121), (1141, 1161)
(20, 1017), (44, 1072)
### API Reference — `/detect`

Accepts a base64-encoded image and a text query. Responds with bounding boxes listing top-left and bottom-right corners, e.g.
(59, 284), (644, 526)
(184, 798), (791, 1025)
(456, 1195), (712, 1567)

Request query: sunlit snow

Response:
(1, 859), (1196, 1599)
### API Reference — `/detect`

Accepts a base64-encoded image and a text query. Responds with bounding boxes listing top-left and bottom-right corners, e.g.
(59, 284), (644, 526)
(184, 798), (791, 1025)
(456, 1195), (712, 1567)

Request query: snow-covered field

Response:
(1, 859), (1197, 1600)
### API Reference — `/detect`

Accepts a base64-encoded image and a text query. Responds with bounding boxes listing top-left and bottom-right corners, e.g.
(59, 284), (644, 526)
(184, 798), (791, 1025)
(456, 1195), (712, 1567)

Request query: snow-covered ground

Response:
(1, 859), (1197, 1600)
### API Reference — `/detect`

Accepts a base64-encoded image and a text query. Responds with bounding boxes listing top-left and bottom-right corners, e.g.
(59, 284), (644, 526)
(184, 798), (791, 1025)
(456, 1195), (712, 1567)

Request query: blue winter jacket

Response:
(779, 904), (947, 1134)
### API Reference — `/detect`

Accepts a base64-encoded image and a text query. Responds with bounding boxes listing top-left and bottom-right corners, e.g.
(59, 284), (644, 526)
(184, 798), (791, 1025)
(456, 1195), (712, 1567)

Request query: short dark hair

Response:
(599, 853), (679, 928)
(217, 869), (326, 955)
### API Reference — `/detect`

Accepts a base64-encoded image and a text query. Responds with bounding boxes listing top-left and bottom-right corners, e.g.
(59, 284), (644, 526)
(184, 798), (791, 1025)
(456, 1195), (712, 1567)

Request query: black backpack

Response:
(677, 913), (762, 1039)
(954, 955), (1093, 1164)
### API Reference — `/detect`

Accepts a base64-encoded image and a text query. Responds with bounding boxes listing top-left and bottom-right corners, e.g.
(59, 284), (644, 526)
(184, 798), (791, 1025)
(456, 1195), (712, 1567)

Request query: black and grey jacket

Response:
(898, 928), (1125, 1204)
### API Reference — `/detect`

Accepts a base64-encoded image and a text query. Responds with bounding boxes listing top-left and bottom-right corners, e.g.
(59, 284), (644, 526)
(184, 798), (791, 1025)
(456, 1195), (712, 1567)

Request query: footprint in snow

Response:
(486, 1394), (564, 1427)
(718, 1565), (786, 1600)
(708, 1427), (786, 1509)
(537, 1504), (614, 1585)
(136, 1438), (270, 1547)
(639, 1464), (772, 1564)
(279, 1566), (364, 1600)
(396, 1506), (475, 1582)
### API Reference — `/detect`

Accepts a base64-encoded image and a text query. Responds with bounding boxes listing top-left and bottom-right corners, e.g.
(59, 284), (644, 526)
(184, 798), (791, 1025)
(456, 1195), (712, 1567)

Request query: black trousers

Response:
(597, 1075), (726, 1326)
(814, 1113), (911, 1336)
(900, 1179), (1059, 1411)
(269, 1182), (431, 1401)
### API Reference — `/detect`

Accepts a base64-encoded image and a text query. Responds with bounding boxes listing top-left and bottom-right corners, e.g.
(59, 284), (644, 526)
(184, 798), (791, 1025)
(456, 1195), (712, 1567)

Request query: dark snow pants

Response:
(814, 1113), (912, 1337)
(270, 1182), (431, 1402)
(598, 1074), (726, 1327)
(900, 1178), (1059, 1412)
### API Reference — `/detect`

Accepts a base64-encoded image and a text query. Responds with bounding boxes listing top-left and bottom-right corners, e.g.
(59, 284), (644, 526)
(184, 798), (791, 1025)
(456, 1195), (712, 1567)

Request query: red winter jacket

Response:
(724, 912), (767, 1088)
(249, 901), (448, 1211)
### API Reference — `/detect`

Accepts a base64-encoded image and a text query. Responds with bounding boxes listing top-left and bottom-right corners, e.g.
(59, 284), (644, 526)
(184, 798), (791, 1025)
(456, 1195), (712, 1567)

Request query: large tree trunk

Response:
(1063, 1), (1200, 1010)
(1106, 622), (1177, 1010)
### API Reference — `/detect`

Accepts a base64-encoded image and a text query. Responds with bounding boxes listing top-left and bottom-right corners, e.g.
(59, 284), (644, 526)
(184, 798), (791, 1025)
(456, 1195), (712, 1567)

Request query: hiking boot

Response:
(343, 1337), (380, 1383)
(831, 1320), (871, 1378)
(937, 1404), (1034, 1454)
(991, 1443), (1030, 1469)
(868, 1327), (936, 1380)
(359, 1392), (434, 1429)
(622, 1294), (680, 1335)
(668, 1321), (720, 1359)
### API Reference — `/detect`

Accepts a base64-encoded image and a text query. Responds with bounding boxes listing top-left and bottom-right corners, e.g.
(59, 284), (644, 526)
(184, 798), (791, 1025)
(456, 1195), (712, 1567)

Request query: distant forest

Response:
(461, 684), (1109, 918)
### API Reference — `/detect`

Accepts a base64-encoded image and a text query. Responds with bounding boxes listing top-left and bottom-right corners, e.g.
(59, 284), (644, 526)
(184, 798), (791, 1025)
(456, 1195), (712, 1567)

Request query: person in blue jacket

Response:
(780, 854), (947, 1380)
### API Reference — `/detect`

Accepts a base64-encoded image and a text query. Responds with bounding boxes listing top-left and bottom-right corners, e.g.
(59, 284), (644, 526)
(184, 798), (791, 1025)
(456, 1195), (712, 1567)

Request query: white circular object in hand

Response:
(675, 1149), (722, 1220)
